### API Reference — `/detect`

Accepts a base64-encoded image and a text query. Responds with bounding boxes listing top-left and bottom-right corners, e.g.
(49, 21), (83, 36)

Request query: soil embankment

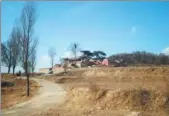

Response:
(37, 67), (169, 116)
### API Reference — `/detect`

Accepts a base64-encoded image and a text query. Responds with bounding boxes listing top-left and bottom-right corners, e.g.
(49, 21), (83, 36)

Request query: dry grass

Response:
(34, 66), (169, 116)
(1, 74), (40, 109)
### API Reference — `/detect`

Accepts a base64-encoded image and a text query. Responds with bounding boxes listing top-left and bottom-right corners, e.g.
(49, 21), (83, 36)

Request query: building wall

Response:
(53, 67), (64, 74)
(39, 68), (49, 74)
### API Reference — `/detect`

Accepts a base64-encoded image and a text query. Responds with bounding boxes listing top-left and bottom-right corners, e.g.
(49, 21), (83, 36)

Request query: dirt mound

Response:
(80, 67), (169, 82)
(55, 70), (85, 76)
(82, 67), (169, 76)
(66, 87), (169, 113)
(55, 77), (85, 83)
(54, 67), (169, 80)
(82, 69), (108, 77)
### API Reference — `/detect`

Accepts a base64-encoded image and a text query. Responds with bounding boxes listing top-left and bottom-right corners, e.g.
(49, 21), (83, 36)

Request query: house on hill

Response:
(63, 56), (86, 68)
(63, 56), (109, 68)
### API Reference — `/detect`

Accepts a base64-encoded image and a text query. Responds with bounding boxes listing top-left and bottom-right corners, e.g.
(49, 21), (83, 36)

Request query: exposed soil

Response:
(35, 66), (169, 116)
(1, 74), (39, 109)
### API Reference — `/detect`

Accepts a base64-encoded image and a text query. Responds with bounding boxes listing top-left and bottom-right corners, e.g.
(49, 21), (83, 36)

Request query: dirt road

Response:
(1, 78), (66, 116)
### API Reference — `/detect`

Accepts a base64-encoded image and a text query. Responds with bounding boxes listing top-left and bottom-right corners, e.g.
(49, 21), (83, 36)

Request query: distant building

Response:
(63, 56), (109, 68)
(63, 56), (87, 68)
(39, 68), (50, 74)
(102, 58), (109, 66)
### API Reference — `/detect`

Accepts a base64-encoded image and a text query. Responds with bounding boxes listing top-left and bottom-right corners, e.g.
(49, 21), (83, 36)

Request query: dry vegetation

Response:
(35, 67), (169, 116)
(1, 74), (39, 109)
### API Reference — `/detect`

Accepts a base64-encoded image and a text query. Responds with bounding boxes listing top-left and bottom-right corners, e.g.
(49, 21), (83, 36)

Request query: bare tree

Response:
(70, 42), (80, 59)
(29, 39), (38, 73)
(10, 26), (21, 74)
(19, 2), (37, 96)
(48, 47), (56, 68)
(1, 40), (12, 73)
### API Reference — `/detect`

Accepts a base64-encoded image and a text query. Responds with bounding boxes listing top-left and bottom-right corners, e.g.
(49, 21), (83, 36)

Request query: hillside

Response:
(35, 66), (169, 116)
(108, 51), (169, 66)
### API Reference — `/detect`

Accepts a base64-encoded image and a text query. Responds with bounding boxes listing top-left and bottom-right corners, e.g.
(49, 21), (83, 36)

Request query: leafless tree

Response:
(1, 40), (12, 73)
(29, 38), (38, 73)
(10, 26), (21, 74)
(70, 42), (80, 58)
(30, 51), (36, 73)
(48, 47), (56, 68)
(19, 2), (38, 96)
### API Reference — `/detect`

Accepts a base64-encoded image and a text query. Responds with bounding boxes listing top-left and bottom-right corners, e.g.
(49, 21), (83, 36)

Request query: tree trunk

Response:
(26, 74), (30, 96)
(32, 66), (34, 77)
(75, 49), (77, 64)
(26, 40), (30, 96)
(26, 60), (30, 96)
(26, 53), (30, 96)
(52, 60), (53, 68)
(8, 65), (11, 74)
(13, 65), (16, 75)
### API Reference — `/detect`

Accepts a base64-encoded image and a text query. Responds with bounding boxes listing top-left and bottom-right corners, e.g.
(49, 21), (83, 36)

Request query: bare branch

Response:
(48, 47), (56, 68)
(19, 2), (38, 96)
(69, 42), (80, 58)
(10, 26), (22, 74)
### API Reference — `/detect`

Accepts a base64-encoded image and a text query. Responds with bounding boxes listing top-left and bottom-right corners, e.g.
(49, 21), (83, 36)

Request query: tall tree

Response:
(48, 47), (56, 68)
(11, 26), (21, 74)
(19, 2), (38, 96)
(29, 38), (38, 73)
(1, 40), (12, 73)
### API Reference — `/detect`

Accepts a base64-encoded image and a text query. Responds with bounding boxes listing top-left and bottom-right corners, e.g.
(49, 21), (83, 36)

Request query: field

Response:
(35, 66), (169, 116)
(1, 74), (39, 109)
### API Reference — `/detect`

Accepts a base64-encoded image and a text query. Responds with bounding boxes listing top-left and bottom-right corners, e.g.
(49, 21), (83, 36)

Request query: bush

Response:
(1, 81), (15, 87)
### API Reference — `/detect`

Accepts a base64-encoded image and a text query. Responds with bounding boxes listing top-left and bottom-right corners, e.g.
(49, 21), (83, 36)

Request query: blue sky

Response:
(1, 1), (169, 72)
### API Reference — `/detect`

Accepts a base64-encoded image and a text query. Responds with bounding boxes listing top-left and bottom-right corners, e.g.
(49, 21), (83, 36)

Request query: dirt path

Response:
(2, 78), (66, 116)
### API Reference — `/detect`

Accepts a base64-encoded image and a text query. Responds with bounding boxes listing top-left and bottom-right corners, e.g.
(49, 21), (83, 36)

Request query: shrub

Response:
(1, 81), (15, 87)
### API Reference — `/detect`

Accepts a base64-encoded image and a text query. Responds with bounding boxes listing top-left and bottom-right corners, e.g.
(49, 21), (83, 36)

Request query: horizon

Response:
(1, 1), (169, 73)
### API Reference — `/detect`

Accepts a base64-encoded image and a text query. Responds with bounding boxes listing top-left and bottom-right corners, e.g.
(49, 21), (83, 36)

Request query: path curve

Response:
(2, 78), (66, 116)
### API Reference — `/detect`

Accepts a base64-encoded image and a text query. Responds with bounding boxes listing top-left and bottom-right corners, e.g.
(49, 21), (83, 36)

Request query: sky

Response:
(1, 1), (169, 72)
